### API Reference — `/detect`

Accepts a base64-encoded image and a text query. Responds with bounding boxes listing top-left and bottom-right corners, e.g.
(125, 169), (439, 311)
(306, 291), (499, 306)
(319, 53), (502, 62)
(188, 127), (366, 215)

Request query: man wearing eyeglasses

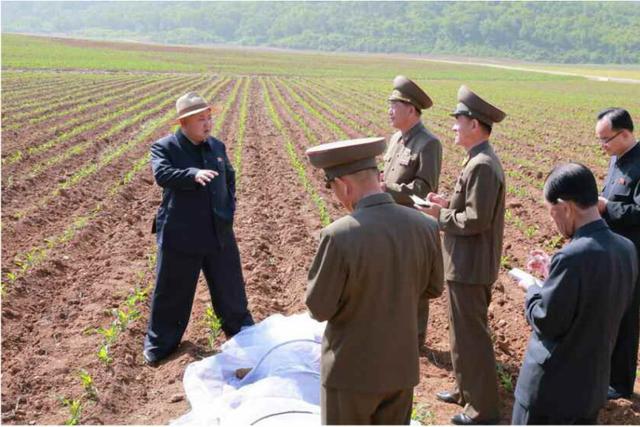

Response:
(596, 108), (640, 401)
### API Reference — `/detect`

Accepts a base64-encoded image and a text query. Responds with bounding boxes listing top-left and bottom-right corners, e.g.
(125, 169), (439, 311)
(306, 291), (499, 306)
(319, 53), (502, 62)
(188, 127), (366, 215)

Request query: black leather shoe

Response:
(142, 349), (160, 366)
(451, 413), (498, 425)
(436, 390), (462, 405)
(607, 386), (630, 400)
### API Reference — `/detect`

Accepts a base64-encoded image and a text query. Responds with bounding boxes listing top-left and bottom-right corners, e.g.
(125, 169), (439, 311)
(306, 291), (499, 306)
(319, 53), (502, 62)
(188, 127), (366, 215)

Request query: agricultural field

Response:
(2, 34), (640, 424)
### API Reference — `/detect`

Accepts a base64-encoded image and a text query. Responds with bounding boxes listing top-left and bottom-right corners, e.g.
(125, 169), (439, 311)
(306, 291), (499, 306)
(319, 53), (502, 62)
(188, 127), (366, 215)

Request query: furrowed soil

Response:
(2, 72), (639, 425)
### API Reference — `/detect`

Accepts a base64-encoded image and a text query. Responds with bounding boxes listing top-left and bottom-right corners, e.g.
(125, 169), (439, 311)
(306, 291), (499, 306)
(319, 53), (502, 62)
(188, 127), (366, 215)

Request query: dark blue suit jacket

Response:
(151, 129), (236, 254)
(515, 219), (638, 417)
(602, 141), (640, 252)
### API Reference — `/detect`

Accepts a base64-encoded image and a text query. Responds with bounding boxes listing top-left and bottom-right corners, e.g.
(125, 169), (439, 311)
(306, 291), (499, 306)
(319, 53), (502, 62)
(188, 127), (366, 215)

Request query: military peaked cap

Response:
(450, 85), (506, 127)
(388, 75), (433, 111)
(306, 137), (386, 186)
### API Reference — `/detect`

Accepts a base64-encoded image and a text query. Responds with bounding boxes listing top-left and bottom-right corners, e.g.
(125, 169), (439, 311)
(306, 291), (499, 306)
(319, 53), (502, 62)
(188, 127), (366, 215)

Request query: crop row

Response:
(11, 76), (214, 187)
(260, 77), (331, 226)
(2, 80), (227, 288)
(3, 74), (145, 123)
(2, 75), (209, 167)
(4, 75), (170, 130)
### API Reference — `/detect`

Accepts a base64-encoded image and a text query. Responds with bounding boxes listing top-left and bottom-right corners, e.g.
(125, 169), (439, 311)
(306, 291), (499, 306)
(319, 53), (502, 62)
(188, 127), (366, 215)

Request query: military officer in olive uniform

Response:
(595, 108), (640, 400)
(382, 75), (443, 347)
(383, 75), (442, 206)
(420, 86), (506, 425)
(305, 137), (444, 425)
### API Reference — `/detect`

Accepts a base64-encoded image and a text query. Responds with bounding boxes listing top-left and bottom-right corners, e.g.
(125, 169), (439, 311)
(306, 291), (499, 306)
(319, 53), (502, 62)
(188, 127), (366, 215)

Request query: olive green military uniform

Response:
(305, 137), (444, 425)
(384, 75), (443, 348)
(437, 86), (507, 422)
(383, 121), (442, 206)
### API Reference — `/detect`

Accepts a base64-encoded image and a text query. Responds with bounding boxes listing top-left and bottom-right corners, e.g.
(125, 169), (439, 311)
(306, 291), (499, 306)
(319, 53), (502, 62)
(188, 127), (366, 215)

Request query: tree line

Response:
(2, 1), (639, 64)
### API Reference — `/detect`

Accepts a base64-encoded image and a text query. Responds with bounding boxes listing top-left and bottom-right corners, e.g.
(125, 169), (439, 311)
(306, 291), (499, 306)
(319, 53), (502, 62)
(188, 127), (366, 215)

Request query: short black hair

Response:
(477, 120), (492, 135)
(597, 108), (634, 133)
(543, 163), (598, 209)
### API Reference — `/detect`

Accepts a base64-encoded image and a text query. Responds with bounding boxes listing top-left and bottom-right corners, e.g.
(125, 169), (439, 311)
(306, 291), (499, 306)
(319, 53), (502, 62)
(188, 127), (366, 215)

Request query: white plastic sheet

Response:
(172, 312), (326, 425)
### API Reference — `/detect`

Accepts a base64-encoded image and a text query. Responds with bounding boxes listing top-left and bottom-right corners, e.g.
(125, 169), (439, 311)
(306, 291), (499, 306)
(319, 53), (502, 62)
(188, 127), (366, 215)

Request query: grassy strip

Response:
(232, 78), (251, 189)
(260, 77), (331, 226)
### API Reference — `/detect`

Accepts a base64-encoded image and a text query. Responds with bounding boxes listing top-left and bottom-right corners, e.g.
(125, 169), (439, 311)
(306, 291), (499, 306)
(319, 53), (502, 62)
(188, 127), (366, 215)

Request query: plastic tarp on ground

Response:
(172, 312), (326, 425)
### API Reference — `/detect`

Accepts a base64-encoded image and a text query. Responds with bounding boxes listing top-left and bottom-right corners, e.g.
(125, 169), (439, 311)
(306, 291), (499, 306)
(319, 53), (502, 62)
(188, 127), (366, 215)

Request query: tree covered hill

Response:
(2, 1), (639, 65)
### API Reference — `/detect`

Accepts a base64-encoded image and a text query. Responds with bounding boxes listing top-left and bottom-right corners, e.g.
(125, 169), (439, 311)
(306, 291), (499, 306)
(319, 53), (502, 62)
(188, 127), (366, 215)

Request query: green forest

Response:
(2, 1), (639, 65)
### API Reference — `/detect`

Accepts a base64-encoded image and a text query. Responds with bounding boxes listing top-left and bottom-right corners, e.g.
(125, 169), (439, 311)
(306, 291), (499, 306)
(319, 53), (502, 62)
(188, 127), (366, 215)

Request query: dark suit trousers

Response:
(448, 281), (499, 421)
(321, 385), (413, 425)
(610, 272), (640, 395)
(144, 236), (253, 358)
(511, 399), (598, 425)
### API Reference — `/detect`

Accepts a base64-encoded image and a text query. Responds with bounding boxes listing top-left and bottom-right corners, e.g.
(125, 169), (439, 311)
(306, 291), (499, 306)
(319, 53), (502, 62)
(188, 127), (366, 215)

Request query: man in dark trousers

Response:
(596, 108), (640, 400)
(512, 163), (638, 424)
(143, 92), (253, 365)
(305, 137), (444, 424)
(420, 86), (506, 425)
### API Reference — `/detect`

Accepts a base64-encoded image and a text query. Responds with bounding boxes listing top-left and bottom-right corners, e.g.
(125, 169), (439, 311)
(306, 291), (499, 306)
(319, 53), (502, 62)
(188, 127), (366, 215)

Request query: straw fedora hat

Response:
(175, 92), (221, 123)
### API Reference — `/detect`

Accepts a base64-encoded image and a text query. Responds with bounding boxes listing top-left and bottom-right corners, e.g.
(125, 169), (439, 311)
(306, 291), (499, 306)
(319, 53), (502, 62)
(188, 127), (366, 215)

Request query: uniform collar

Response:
(463, 140), (490, 166)
(615, 141), (640, 165)
(355, 192), (395, 211)
(573, 218), (609, 239)
(401, 121), (425, 143)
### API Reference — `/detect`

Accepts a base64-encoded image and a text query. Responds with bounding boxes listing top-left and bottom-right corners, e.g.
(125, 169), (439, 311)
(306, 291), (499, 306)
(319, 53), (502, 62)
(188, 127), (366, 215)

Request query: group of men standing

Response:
(142, 78), (639, 425)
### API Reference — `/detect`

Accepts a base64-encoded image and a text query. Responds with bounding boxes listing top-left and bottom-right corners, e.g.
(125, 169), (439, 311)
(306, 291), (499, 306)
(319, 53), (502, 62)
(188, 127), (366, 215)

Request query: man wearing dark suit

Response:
(305, 137), (444, 424)
(143, 92), (253, 365)
(596, 108), (640, 400)
(512, 163), (638, 424)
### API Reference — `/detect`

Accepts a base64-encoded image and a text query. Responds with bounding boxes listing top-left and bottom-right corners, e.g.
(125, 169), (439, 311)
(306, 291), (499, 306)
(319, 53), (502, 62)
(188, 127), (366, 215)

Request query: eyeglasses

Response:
(597, 131), (622, 145)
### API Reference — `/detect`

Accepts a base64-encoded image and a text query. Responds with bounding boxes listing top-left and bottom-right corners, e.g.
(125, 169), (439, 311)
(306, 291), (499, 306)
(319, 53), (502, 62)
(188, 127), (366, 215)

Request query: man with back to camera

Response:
(419, 85), (506, 425)
(305, 137), (444, 424)
(595, 108), (640, 401)
(511, 162), (638, 424)
(143, 92), (253, 365)
(382, 75), (443, 349)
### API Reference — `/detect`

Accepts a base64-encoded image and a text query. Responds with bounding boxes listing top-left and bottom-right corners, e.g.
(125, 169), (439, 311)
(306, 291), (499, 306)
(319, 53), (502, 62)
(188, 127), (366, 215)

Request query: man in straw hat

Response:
(143, 92), (253, 365)
(419, 86), (506, 425)
(305, 137), (444, 424)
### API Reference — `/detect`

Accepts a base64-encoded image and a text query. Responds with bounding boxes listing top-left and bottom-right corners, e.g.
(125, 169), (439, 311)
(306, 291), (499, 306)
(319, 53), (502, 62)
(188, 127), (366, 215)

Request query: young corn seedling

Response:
(60, 397), (83, 425)
(97, 344), (112, 366)
(113, 307), (141, 332)
(204, 305), (222, 350)
(411, 402), (435, 425)
(77, 369), (98, 400)
(497, 363), (514, 393)
(96, 324), (119, 345)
